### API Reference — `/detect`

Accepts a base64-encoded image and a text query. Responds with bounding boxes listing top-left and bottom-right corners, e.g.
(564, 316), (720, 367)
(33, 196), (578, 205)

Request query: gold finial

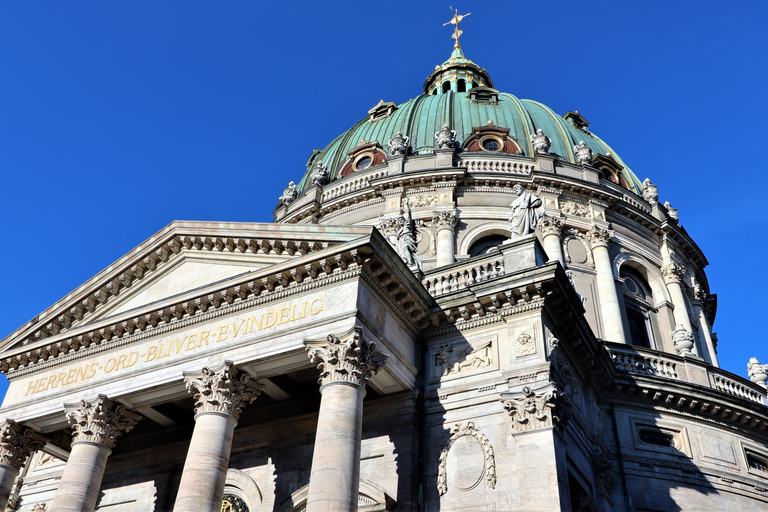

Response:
(443, 7), (471, 49)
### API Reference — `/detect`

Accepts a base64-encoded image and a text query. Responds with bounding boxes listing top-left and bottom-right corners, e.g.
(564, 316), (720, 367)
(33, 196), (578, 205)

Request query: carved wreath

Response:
(437, 422), (497, 496)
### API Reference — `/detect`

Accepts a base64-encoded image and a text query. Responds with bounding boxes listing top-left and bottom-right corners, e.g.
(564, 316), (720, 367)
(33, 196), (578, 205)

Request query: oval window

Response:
(356, 156), (372, 170)
(482, 139), (500, 151)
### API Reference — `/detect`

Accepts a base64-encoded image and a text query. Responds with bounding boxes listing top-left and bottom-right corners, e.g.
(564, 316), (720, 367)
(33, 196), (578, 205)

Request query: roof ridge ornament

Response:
(443, 7), (471, 50)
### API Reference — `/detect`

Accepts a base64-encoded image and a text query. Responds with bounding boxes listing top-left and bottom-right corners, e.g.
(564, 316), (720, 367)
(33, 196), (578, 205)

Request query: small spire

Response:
(443, 7), (471, 50)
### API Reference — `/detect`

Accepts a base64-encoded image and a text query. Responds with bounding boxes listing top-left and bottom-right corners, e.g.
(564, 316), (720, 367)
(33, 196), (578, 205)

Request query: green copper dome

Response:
(298, 48), (642, 195)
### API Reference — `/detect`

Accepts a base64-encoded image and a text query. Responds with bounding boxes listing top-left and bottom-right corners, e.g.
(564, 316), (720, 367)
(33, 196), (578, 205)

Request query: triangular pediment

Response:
(0, 221), (377, 355)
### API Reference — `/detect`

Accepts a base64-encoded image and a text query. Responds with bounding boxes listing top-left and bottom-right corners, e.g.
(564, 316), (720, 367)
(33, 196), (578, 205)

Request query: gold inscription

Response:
(23, 298), (323, 397)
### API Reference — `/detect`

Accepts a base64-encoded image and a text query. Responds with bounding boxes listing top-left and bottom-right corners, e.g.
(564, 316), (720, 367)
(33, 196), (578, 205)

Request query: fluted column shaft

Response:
(305, 330), (385, 512)
(0, 421), (46, 510)
(51, 396), (140, 512)
(173, 361), (262, 512)
(433, 210), (458, 267)
(589, 227), (626, 344)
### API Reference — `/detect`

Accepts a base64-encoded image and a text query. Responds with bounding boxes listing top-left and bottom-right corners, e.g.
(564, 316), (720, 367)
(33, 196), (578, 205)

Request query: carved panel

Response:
(515, 329), (536, 357)
(434, 337), (495, 380)
(560, 200), (590, 217)
(437, 422), (496, 496)
(562, 229), (594, 269)
(409, 193), (438, 208)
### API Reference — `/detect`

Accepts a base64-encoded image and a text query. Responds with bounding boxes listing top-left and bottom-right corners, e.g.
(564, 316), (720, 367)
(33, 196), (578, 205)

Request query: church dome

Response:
(296, 46), (642, 195)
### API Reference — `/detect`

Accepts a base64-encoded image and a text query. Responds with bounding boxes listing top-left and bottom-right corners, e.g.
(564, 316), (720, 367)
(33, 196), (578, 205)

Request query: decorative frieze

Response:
(435, 339), (493, 376)
(64, 395), (141, 449)
(560, 200), (589, 218)
(0, 421), (46, 470)
(437, 422), (496, 496)
(307, 329), (385, 389)
(183, 361), (262, 420)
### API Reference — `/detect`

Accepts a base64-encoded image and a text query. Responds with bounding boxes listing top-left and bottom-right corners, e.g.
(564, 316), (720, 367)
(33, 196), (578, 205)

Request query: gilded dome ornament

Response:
(443, 7), (471, 49)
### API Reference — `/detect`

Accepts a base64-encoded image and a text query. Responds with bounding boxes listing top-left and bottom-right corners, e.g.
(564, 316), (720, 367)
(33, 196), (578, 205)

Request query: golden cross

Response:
(443, 7), (471, 48)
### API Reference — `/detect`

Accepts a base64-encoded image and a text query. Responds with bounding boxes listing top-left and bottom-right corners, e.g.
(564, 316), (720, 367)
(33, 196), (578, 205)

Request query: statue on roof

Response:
(435, 124), (457, 149)
(310, 162), (328, 187)
(509, 185), (545, 237)
(530, 129), (552, 154)
(279, 181), (298, 206)
(388, 131), (410, 156)
(573, 141), (593, 165)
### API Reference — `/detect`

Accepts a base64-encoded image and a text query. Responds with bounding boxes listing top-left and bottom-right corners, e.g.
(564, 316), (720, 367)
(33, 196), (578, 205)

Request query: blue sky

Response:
(1, 1), (767, 398)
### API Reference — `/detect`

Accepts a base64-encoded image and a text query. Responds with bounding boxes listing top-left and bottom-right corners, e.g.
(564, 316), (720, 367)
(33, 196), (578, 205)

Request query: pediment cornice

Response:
(0, 226), (435, 376)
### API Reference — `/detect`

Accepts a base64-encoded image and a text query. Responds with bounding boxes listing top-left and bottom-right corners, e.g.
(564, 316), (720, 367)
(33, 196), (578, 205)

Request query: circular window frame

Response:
(354, 153), (374, 171)
(479, 135), (503, 152)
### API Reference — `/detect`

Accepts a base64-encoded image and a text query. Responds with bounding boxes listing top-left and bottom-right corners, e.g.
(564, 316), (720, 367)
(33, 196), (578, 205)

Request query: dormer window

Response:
(593, 153), (631, 190)
(462, 124), (522, 155)
(340, 141), (387, 177)
(368, 100), (398, 122)
(563, 111), (590, 132)
(468, 86), (499, 104)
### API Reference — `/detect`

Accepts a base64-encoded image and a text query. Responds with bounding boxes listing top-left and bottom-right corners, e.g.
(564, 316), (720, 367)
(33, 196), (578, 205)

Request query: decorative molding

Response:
(661, 262), (686, 283)
(64, 395), (141, 449)
(183, 361), (262, 420)
(537, 215), (563, 237)
(562, 229), (595, 269)
(437, 422), (496, 496)
(432, 210), (458, 230)
(435, 339), (493, 376)
(501, 385), (568, 432)
(307, 328), (385, 390)
(587, 225), (612, 248)
(0, 421), (46, 470)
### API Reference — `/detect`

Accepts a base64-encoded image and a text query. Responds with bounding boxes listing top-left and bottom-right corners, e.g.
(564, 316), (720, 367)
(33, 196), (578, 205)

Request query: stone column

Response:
(0, 420), (46, 510)
(305, 329), (385, 512)
(588, 226), (627, 344)
(50, 396), (140, 512)
(538, 215), (564, 265)
(662, 262), (698, 356)
(690, 284), (719, 365)
(173, 361), (262, 512)
(433, 210), (458, 266)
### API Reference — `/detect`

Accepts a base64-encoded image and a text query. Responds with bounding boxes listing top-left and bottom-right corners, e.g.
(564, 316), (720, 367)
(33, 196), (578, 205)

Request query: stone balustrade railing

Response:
(422, 257), (505, 297)
(606, 342), (768, 406)
(608, 346), (679, 379)
(459, 157), (533, 175)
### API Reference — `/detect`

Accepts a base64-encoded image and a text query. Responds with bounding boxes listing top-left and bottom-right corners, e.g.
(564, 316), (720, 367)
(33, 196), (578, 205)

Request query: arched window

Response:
(442, 81), (451, 94)
(468, 235), (507, 257)
(620, 266), (656, 349)
(457, 79), (466, 93)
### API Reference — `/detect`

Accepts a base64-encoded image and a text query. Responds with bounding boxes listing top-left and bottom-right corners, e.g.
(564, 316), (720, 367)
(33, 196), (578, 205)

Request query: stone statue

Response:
(573, 140), (593, 165)
(748, 358), (768, 388)
(396, 198), (420, 269)
(388, 131), (409, 156)
(530, 128), (551, 154)
(309, 162), (328, 187)
(509, 184), (544, 237)
(671, 324), (695, 356)
(664, 201), (679, 224)
(642, 178), (658, 205)
(434, 124), (457, 149)
(279, 181), (298, 206)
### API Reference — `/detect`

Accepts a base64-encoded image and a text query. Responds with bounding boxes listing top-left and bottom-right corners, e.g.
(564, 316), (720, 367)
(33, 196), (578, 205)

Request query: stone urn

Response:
(671, 324), (695, 356)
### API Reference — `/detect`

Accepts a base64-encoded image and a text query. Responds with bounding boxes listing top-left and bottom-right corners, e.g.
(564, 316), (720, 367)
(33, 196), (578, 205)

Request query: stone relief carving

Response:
(434, 124), (457, 149)
(0, 421), (46, 471)
(573, 140), (593, 164)
(31, 504), (47, 512)
(387, 131), (410, 156)
(435, 339), (493, 376)
(587, 225), (612, 247)
(183, 361), (262, 420)
(530, 128), (551, 154)
(642, 178), (659, 205)
(432, 210), (458, 230)
(592, 450), (616, 496)
(501, 385), (568, 432)
(309, 162), (328, 187)
(409, 193), (438, 208)
(748, 358), (768, 388)
(562, 229), (595, 269)
(661, 261), (686, 283)
(671, 324), (695, 356)
(547, 336), (560, 353)
(437, 422), (496, 496)
(664, 201), (679, 224)
(64, 395), (141, 449)
(509, 185), (545, 237)
(560, 365), (583, 412)
(307, 329), (385, 389)
(515, 330), (536, 357)
(560, 200), (589, 218)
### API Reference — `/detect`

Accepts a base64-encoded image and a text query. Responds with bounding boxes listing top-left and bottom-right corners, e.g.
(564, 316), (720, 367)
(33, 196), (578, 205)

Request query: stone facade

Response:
(0, 27), (767, 512)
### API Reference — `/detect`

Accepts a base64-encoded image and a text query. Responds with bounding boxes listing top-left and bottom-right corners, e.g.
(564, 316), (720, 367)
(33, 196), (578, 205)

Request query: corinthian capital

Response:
(184, 361), (263, 420)
(307, 328), (385, 390)
(0, 420), (46, 470)
(661, 262), (686, 283)
(65, 395), (141, 449)
(432, 210), (458, 230)
(537, 215), (563, 237)
(587, 225), (612, 247)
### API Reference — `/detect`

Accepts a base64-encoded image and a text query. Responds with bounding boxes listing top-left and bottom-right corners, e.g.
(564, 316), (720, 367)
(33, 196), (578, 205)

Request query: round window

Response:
(221, 494), (249, 512)
(482, 138), (500, 151)
(356, 156), (372, 170)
